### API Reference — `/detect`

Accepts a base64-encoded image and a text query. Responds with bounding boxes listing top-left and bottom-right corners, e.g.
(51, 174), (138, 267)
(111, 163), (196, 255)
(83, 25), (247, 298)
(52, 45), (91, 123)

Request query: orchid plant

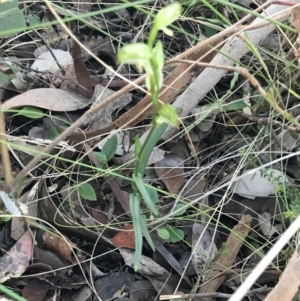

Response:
(117, 3), (182, 269)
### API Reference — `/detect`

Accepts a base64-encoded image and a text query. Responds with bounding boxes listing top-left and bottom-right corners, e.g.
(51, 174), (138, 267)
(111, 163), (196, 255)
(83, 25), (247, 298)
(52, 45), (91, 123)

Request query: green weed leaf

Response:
(16, 106), (43, 119)
(94, 152), (108, 164)
(165, 226), (184, 243)
(171, 203), (187, 216)
(145, 185), (158, 205)
(27, 14), (40, 26)
(157, 228), (170, 240)
(101, 135), (118, 161)
(78, 182), (97, 201)
(0, 64), (18, 87)
(49, 126), (60, 140)
(0, 0), (26, 38)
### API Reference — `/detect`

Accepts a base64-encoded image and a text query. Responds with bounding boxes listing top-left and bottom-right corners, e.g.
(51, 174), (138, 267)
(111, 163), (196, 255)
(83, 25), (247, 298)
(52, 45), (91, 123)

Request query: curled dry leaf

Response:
(22, 278), (53, 301)
(2, 88), (91, 112)
(42, 232), (84, 264)
(192, 223), (218, 274)
(154, 152), (185, 194)
(72, 41), (93, 98)
(30, 49), (72, 76)
(231, 168), (291, 199)
(0, 232), (33, 283)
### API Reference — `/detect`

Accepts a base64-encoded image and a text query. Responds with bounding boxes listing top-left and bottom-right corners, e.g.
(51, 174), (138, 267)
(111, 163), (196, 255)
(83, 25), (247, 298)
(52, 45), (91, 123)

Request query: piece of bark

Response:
(198, 215), (252, 301)
(264, 248), (300, 301)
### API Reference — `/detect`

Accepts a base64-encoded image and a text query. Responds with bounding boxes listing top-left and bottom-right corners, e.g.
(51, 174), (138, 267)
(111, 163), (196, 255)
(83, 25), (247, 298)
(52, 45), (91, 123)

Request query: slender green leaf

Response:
(16, 106), (43, 119)
(133, 174), (158, 215)
(78, 182), (97, 201)
(137, 123), (168, 173)
(130, 193), (143, 270)
(140, 215), (155, 251)
(223, 101), (248, 112)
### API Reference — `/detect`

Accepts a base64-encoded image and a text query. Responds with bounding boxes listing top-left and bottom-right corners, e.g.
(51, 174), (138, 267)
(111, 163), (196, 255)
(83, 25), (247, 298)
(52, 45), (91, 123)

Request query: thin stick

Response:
(160, 287), (273, 300)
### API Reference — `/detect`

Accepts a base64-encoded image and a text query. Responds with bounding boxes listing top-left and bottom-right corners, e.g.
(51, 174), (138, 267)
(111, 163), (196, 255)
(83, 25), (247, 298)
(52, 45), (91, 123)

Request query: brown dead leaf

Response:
(0, 232), (33, 283)
(2, 88), (91, 112)
(111, 225), (135, 249)
(22, 278), (53, 301)
(72, 40), (93, 98)
(154, 153), (184, 194)
(42, 232), (84, 264)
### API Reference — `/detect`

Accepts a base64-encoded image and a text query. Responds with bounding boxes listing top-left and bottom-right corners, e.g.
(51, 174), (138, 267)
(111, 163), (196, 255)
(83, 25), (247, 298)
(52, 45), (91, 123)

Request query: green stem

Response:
(0, 284), (28, 301)
(148, 28), (157, 49)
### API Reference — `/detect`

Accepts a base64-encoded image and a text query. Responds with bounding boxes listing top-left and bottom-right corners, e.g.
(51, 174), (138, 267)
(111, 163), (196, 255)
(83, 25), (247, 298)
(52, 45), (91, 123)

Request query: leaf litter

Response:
(1, 1), (300, 301)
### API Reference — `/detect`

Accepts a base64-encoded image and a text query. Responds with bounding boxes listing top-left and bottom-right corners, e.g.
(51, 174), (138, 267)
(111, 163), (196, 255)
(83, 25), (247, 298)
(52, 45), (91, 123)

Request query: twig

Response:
(160, 287), (273, 300)
(240, 112), (300, 133)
